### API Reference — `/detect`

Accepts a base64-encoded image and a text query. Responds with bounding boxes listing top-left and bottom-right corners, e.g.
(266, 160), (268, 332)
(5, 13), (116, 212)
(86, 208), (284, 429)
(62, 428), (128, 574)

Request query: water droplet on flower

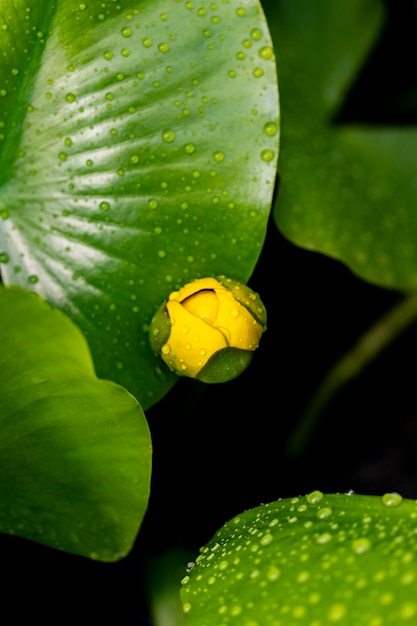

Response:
(161, 344), (171, 355)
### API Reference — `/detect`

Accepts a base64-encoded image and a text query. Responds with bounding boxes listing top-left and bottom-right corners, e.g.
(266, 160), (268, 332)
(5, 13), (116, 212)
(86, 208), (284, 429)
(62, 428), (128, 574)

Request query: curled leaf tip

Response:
(149, 276), (266, 383)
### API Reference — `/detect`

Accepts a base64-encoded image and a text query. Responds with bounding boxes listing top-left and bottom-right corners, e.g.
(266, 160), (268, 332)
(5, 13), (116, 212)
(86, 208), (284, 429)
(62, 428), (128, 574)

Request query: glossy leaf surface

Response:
(268, 0), (417, 289)
(181, 492), (417, 625)
(0, 0), (279, 408)
(0, 286), (151, 561)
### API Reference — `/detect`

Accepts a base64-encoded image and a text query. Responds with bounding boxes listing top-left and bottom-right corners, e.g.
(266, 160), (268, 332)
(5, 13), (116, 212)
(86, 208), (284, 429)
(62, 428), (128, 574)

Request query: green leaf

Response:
(268, 0), (417, 290)
(0, 0), (279, 409)
(181, 491), (417, 625)
(0, 285), (151, 561)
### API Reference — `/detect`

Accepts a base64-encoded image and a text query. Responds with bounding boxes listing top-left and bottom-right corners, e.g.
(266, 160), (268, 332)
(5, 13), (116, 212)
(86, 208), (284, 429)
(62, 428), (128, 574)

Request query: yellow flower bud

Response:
(149, 276), (267, 382)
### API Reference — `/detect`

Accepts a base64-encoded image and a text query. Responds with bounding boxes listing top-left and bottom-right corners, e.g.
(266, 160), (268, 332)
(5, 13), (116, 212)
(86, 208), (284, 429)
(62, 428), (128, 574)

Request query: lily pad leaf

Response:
(181, 491), (417, 625)
(268, 0), (417, 289)
(0, 0), (279, 409)
(0, 286), (151, 561)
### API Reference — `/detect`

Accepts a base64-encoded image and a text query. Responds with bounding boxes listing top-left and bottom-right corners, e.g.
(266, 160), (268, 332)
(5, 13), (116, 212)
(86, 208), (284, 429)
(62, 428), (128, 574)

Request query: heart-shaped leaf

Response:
(0, 286), (151, 561)
(0, 0), (279, 409)
(181, 491), (417, 625)
(267, 0), (417, 290)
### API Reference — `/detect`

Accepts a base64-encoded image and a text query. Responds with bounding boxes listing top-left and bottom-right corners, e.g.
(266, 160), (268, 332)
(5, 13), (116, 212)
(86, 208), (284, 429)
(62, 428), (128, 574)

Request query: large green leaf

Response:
(0, 0), (279, 409)
(181, 491), (417, 625)
(268, 0), (417, 290)
(0, 286), (151, 561)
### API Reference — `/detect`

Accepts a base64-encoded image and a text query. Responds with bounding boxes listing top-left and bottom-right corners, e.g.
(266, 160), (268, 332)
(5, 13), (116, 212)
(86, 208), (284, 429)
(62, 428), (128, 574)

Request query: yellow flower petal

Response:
(161, 300), (227, 377)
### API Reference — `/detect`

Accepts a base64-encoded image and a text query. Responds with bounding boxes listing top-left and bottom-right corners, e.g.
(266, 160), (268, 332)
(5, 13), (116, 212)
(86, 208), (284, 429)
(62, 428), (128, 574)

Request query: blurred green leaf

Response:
(0, 0), (279, 409)
(0, 286), (151, 561)
(268, 0), (417, 289)
(181, 491), (417, 625)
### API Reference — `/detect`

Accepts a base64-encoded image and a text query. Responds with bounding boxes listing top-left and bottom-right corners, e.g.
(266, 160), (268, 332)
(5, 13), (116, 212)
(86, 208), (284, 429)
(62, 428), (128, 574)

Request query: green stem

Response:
(286, 291), (417, 457)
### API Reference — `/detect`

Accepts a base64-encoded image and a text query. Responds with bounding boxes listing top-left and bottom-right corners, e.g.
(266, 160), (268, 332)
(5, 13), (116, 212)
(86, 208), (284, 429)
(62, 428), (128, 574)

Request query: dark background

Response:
(2, 0), (417, 622)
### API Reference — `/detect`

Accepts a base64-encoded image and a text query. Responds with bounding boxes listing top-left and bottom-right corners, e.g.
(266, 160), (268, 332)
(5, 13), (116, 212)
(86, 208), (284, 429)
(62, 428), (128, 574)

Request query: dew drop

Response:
(264, 121), (278, 136)
(0, 252), (9, 263)
(158, 42), (170, 52)
(328, 603), (347, 622)
(317, 506), (333, 520)
(185, 561), (195, 572)
(352, 537), (372, 554)
(306, 490), (324, 505)
(401, 601), (417, 619)
(99, 201), (110, 211)
(148, 198), (159, 209)
(260, 532), (273, 546)
(121, 48), (130, 57)
(184, 142), (196, 154)
(381, 492), (403, 508)
(158, 250), (167, 258)
(65, 93), (76, 103)
(261, 149), (275, 162)
(161, 344), (171, 355)
(121, 26), (132, 37)
(130, 154), (140, 164)
(250, 28), (262, 41)
(162, 129), (175, 143)
(253, 67), (264, 78)
(28, 275), (39, 284)
(104, 51), (113, 60)
(236, 7), (246, 16)
(266, 564), (281, 581)
(259, 45), (274, 60)
(213, 151), (224, 162)
(143, 37), (153, 48)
